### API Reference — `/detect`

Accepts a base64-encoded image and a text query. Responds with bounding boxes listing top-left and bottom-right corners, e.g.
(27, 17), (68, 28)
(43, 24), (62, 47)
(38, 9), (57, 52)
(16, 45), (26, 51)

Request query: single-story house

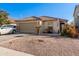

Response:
(15, 16), (67, 34)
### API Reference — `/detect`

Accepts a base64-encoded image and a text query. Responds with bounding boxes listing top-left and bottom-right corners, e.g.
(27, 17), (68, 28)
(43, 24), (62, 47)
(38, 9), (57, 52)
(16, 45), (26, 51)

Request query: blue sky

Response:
(0, 3), (77, 21)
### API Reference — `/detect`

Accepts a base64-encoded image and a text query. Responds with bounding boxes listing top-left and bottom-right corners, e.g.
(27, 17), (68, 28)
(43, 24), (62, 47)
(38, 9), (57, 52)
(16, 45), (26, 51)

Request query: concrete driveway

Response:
(0, 34), (29, 42)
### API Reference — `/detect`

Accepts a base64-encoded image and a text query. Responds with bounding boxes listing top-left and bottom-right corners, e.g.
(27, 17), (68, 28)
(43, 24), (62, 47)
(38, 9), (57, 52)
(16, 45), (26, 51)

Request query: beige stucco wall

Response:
(53, 20), (60, 33)
(39, 20), (60, 33)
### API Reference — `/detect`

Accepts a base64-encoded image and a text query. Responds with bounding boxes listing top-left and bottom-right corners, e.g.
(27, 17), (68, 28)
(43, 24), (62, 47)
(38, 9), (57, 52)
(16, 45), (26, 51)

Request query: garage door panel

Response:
(19, 23), (36, 33)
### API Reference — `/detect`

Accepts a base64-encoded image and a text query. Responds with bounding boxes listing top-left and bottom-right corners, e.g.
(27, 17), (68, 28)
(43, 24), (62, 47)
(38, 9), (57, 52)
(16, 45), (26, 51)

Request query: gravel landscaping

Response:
(0, 34), (79, 56)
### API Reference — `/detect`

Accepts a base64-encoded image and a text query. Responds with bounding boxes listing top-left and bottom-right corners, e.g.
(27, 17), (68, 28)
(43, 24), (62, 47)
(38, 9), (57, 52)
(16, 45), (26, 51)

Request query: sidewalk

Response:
(0, 47), (33, 56)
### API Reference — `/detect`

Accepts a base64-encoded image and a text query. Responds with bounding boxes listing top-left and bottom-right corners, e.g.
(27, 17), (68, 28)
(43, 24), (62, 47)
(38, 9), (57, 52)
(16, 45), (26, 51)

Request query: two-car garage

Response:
(16, 21), (39, 34)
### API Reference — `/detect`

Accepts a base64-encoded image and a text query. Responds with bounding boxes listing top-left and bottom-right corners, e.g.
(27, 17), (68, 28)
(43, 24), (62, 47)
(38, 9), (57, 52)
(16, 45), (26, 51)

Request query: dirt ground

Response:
(0, 34), (79, 56)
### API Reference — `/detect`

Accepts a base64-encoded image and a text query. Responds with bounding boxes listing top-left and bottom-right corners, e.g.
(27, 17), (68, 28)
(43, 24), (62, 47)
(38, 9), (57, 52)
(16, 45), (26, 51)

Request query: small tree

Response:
(4, 20), (11, 24)
(0, 9), (9, 25)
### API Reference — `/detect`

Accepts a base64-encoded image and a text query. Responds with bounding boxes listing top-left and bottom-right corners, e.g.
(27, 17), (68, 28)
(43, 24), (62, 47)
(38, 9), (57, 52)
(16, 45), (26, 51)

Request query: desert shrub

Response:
(61, 25), (78, 38)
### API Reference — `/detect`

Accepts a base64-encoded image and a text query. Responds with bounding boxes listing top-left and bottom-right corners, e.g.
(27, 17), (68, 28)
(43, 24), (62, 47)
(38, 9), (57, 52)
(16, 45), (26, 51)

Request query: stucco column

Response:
(36, 20), (42, 35)
(56, 19), (60, 34)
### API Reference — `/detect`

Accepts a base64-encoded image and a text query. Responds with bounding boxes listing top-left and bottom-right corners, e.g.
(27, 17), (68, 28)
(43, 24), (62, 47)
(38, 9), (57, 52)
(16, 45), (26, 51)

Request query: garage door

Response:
(19, 23), (36, 34)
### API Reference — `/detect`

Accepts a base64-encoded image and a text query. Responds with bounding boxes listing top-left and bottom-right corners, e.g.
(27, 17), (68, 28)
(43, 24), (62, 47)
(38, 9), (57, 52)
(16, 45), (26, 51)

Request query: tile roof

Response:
(15, 16), (68, 22)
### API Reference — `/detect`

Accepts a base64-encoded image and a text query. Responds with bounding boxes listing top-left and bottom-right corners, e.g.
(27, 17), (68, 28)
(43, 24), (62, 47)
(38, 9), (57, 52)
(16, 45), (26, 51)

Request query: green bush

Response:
(60, 29), (69, 37)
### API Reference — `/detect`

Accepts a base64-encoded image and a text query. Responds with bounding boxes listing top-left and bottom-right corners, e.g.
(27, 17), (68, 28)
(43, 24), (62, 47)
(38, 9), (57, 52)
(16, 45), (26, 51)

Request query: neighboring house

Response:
(73, 5), (79, 31)
(16, 16), (67, 34)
